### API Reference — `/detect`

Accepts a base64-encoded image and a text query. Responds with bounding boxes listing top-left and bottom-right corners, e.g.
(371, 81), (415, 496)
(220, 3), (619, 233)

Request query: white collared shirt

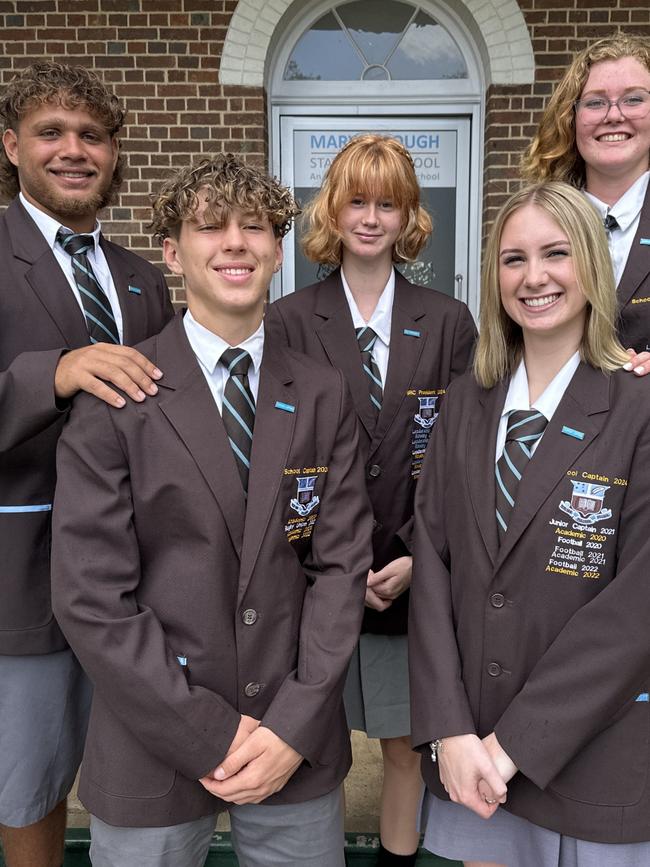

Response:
(341, 267), (394, 386)
(584, 171), (650, 286)
(20, 192), (124, 342)
(183, 308), (264, 413)
(495, 352), (581, 462)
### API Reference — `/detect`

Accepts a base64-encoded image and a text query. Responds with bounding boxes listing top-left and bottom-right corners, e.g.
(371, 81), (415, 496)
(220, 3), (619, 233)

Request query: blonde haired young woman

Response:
(410, 181), (650, 867)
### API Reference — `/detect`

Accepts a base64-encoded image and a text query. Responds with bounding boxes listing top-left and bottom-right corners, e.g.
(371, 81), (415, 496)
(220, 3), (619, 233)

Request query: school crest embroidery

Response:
(290, 475), (320, 516)
(414, 395), (439, 429)
(559, 480), (612, 525)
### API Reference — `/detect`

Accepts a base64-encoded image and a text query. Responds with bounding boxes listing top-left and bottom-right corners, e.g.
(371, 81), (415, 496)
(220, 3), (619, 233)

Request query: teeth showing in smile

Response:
(523, 294), (560, 308)
(218, 267), (252, 275)
(55, 171), (91, 178)
(597, 133), (629, 142)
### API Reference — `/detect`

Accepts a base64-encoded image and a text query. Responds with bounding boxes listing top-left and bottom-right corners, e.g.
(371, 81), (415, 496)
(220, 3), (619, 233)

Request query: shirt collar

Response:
(183, 308), (265, 376)
(20, 192), (102, 252)
(584, 171), (650, 233)
(502, 351), (581, 422)
(340, 267), (395, 347)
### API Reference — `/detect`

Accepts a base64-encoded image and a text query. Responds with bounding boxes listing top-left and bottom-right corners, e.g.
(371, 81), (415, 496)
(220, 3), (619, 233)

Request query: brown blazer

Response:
(409, 363), (650, 843)
(617, 181), (650, 352)
(265, 270), (475, 634)
(51, 312), (373, 828)
(0, 198), (173, 655)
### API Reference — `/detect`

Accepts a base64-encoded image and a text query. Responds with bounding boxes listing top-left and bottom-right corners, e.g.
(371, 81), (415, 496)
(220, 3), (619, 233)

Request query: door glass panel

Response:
(284, 3), (466, 82)
(283, 12), (364, 81)
(337, 0), (413, 66)
(388, 11), (467, 80)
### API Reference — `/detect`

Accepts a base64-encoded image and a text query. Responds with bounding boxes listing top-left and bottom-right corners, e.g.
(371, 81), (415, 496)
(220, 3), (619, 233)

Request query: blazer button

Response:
(242, 608), (258, 625)
(244, 682), (261, 697)
(490, 593), (505, 609)
(368, 464), (381, 478)
(487, 662), (502, 677)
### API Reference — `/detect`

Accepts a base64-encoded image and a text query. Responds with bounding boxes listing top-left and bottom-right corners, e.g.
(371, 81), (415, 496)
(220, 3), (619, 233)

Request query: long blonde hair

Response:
(521, 33), (650, 186)
(474, 182), (628, 388)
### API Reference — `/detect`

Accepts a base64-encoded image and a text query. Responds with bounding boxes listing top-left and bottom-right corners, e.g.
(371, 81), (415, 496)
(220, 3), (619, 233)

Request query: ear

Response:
(163, 236), (184, 276)
(2, 129), (19, 167)
(274, 237), (283, 272)
(110, 135), (119, 171)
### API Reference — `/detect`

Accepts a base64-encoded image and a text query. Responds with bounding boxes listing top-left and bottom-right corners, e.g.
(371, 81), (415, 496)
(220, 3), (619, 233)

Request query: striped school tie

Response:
(495, 409), (547, 542)
(356, 326), (383, 413)
(56, 230), (120, 345)
(220, 348), (255, 493)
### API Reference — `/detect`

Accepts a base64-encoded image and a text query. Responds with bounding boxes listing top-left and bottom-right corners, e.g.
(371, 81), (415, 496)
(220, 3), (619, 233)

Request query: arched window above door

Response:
(284, 1), (467, 83)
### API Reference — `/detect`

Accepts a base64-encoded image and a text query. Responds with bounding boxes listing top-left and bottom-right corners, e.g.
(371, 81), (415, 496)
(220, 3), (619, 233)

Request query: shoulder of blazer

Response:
(2, 197), (51, 264)
(100, 236), (165, 282)
(270, 269), (344, 320)
(394, 271), (470, 319)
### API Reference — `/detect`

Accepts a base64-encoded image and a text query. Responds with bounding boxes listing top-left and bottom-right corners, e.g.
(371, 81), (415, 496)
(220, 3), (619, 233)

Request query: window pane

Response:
(284, 11), (364, 80)
(388, 11), (467, 80)
(337, 0), (414, 65)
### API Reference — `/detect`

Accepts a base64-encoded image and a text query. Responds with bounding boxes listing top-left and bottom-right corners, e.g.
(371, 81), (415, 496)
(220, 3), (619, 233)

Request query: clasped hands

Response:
(437, 732), (517, 820)
(199, 715), (303, 805)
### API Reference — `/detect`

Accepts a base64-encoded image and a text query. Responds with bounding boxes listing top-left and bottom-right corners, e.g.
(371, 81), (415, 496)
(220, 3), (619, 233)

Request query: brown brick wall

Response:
(0, 0), (265, 303)
(1, 1), (649, 301)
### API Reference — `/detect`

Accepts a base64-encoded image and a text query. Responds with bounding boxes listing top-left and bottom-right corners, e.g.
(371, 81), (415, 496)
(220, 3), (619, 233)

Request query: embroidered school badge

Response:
(414, 395), (439, 429)
(289, 475), (320, 516)
(559, 480), (612, 525)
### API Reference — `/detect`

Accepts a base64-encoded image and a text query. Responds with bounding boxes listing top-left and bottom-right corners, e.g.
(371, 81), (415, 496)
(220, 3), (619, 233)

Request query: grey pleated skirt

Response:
(421, 790), (650, 867)
(343, 633), (410, 739)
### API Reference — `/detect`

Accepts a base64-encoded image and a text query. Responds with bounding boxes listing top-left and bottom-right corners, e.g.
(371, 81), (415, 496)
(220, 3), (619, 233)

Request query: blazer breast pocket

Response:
(549, 698), (649, 806)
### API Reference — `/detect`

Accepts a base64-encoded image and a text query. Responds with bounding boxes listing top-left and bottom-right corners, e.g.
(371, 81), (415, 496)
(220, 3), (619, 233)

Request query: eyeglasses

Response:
(575, 89), (650, 125)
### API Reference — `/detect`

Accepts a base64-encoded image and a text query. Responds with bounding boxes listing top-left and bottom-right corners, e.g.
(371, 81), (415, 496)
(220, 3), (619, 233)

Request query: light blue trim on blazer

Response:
(0, 504), (52, 513)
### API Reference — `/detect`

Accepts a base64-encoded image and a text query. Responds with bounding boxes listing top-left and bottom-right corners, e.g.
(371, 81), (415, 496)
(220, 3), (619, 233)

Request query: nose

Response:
(361, 203), (379, 225)
(221, 219), (247, 250)
(59, 132), (86, 159)
(604, 98), (625, 122)
(524, 257), (548, 288)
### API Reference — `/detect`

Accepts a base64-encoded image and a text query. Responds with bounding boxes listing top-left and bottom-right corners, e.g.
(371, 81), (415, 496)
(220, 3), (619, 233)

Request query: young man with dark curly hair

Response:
(51, 154), (373, 867)
(0, 62), (173, 867)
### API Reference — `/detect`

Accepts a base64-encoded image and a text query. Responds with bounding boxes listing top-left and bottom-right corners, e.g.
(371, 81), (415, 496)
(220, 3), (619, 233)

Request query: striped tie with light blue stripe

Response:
(56, 230), (120, 345)
(220, 348), (255, 493)
(356, 326), (383, 414)
(495, 409), (547, 542)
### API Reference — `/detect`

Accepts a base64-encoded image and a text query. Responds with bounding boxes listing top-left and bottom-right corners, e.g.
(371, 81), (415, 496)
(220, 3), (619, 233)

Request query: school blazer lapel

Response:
(495, 363), (610, 570)
(466, 381), (506, 567)
(238, 343), (297, 604)
(8, 199), (89, 347)
(618, 183), (650, 309)
(100, 238), (144, 346)
(156, 315), (246, 554)
(313, 271), (377, 438)
(370, 274), (426, 457)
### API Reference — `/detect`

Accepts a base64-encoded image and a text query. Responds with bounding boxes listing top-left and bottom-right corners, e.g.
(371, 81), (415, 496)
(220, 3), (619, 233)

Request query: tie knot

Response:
(603, 214), (619, 232)
(356, 326), (378, 354)
(220, 347), (252, 378)
(505, 409), (548, 444)
(56, 230), (95, 257)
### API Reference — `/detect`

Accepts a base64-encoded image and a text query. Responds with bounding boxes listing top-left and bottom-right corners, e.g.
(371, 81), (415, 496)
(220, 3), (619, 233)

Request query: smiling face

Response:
(163, 198), (282, 338)
(336, 192), (403, 270)
(576, 56), (650, 190)
(499, 203), (587, 352)
(2, 100), (118, 232)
